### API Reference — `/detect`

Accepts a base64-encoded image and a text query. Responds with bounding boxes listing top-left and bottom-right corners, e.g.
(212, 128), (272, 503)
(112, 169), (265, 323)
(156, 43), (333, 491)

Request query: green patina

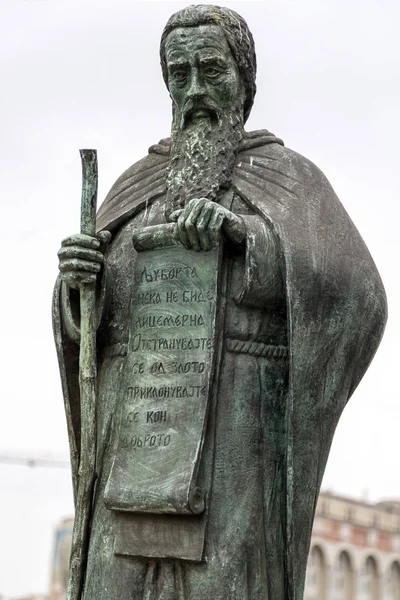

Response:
(53, 5), (387, 600)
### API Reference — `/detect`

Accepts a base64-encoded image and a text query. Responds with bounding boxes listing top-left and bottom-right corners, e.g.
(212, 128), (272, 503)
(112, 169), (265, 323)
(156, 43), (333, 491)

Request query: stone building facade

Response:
(49, 518), (73, 600)
(9, 596), (48, 600)
(305, 492), (400, 599)
(49, 492), (400, 599)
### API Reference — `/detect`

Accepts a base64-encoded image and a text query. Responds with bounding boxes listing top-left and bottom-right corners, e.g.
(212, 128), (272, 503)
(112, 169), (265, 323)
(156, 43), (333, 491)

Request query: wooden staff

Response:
(67, 149), (98, 600)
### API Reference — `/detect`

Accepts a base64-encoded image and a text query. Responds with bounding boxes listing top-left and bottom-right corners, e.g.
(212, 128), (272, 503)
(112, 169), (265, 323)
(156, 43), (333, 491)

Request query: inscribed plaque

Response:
(104, 243), (222, 515)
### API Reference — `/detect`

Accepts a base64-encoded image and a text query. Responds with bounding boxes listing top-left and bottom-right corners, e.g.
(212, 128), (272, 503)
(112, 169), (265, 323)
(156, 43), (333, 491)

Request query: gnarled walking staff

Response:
(67, 149), (98, 600)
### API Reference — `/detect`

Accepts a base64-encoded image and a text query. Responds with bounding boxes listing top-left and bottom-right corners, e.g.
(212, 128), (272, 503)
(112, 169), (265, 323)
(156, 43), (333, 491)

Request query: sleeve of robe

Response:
(236, 214), (284, 307)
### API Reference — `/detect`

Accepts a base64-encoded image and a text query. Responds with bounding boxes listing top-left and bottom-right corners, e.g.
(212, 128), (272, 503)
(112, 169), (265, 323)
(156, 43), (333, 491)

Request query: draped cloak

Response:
(53, 130), (387, 599)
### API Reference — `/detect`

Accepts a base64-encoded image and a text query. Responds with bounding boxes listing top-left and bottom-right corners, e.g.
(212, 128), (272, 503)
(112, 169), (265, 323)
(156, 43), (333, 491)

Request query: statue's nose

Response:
(187, 69), (205, 100)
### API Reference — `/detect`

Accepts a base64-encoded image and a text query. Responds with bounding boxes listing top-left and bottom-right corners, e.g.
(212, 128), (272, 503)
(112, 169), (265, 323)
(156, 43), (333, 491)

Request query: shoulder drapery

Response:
(95, 130), (283, 232)
(53, 129), (387, 599)
(231, 141), (387, 598)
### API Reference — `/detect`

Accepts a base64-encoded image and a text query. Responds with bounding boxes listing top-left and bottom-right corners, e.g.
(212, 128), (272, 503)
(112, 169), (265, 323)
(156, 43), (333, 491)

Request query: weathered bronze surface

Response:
(53, 5), (387, 600)
(115, 512), (207, 562)
(105, 242), (222, 516)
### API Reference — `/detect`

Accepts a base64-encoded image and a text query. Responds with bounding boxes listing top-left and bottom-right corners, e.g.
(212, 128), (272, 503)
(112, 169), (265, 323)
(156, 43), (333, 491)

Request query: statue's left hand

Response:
(169, 197), (245, 251)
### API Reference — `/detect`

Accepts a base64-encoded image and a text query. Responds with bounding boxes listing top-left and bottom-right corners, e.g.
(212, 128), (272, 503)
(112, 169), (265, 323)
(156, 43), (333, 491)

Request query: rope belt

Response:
(226, 338), (288, 358)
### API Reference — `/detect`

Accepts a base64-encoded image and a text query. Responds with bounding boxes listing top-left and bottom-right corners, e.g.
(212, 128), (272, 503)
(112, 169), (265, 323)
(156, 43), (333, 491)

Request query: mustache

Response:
(178, 99), (221, 127)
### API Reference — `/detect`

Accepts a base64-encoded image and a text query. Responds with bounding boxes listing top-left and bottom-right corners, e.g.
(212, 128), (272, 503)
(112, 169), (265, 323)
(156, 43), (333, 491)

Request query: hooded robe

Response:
(53, 131), (387, 600)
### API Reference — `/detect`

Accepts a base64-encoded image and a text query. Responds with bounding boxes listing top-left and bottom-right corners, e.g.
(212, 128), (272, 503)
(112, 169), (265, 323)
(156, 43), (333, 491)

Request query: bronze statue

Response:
(53, 5), (387, 599)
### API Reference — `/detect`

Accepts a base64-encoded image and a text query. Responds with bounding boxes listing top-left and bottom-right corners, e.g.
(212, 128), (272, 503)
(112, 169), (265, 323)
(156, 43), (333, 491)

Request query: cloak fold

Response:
(53, 130), (387, 599)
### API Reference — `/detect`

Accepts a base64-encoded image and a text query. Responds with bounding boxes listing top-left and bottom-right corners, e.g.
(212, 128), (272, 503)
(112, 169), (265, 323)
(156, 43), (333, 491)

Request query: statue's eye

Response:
(173, 70), (187, 82)
(204, 67), (220, 78)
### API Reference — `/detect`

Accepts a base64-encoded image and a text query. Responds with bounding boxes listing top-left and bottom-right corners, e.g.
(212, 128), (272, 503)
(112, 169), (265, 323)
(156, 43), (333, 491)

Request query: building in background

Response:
(49, 492), (400, 600)
(9, 596), (48, 600)
(306, 492), (400, 599)
(49, 518), (73, 600)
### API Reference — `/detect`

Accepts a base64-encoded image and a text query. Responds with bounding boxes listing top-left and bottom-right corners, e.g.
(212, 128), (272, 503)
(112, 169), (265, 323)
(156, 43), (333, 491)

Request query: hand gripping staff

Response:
(67, 150), (98, 600)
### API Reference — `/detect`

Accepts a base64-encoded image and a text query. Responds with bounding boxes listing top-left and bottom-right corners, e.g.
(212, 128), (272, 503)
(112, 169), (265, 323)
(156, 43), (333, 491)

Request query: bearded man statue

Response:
(53, 5), (387, 600)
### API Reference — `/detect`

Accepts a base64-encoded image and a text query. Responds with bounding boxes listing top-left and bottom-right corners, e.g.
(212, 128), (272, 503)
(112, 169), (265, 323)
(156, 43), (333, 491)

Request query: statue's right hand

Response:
(57, 231), (111, 289)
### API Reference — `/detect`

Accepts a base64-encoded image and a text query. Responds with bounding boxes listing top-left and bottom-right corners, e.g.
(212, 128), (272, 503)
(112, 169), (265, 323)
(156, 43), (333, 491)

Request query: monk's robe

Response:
(53, 131), (387, 600)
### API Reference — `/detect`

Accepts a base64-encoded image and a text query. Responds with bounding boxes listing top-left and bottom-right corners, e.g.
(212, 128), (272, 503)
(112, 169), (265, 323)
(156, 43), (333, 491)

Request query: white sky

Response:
(0, 0), (399, 596)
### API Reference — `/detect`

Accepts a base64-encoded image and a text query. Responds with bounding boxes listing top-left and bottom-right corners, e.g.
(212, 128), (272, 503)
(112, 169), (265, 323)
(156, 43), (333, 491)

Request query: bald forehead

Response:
(165, 24), (233, 63)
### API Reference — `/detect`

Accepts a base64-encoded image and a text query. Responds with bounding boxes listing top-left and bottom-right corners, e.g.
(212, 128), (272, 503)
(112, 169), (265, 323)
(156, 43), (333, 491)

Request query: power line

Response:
(0, 454), (70, 469)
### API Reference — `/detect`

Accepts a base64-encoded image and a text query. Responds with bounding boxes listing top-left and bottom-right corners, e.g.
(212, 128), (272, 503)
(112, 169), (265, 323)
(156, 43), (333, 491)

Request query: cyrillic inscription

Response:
(126, 385), (206, 400)
(131, 334), (212, 352)
(104, 244), (221, 514)
(134, 289), (214, 305)
(135, 314), (205, 329)
(140, 265), (198, 283)
(121, 433), (172, 449)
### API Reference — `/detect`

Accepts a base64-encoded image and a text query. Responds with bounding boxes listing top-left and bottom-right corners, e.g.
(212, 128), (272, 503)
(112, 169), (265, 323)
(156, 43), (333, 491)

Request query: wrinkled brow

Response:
(167, 56), (228, 70)
(167, 60), (188, 70)
(198, 56), (227, 68)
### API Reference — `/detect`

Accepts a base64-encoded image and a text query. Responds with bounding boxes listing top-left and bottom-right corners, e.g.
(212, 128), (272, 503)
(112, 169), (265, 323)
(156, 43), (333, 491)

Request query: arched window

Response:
(359, 556), (380, 600)
(384, 562), (400, 600)
(305, 545), (327, 600)
(333, 551), (354, 600)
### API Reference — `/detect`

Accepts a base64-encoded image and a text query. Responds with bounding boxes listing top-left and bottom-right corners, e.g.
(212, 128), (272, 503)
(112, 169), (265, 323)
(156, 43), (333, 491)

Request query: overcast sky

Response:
(0, 0), (399, 596)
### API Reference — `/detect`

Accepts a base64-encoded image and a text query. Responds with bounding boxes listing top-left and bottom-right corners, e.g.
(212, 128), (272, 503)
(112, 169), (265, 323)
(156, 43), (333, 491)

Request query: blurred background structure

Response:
(48, 518), (73, 600)
(44, 492), (400, 600)
(306, 492), (400, 599)
(8, 597), (48, 600)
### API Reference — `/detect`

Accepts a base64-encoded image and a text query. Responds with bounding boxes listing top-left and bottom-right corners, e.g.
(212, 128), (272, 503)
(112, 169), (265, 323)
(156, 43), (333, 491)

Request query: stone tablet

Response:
(114, 512), (207, 562)
(104, 236), (223, 515)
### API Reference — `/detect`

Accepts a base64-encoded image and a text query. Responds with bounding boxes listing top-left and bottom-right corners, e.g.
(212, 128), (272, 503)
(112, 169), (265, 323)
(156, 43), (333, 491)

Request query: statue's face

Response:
(165, 24), (244, 127)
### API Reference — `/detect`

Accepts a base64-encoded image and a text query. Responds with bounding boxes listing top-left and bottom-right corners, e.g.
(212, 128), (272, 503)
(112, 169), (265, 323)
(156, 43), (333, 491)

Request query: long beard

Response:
(165, 104), (244, 217)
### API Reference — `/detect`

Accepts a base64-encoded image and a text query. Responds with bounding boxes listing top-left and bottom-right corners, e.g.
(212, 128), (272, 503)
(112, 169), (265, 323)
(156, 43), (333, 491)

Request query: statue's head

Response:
(160, 5), (257, 126)
(161, 5), (256, 214)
